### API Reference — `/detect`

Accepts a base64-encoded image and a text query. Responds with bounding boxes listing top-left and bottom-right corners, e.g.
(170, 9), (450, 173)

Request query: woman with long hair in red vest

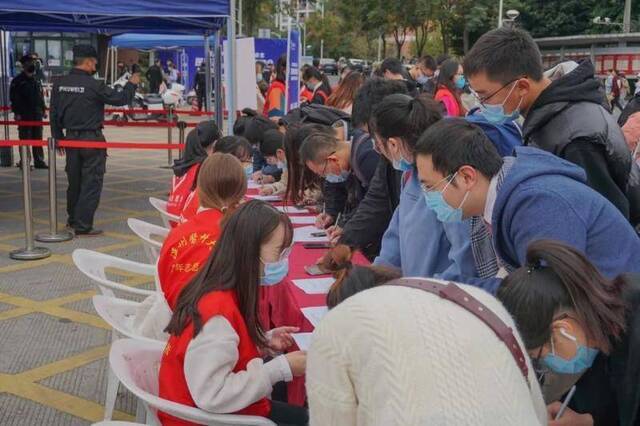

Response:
(160, 200), (308, 425)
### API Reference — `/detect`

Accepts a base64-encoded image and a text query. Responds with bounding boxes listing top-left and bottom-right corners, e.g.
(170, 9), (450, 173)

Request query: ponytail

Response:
(498, 240), (627, 353)
(370, 93), (442, 152)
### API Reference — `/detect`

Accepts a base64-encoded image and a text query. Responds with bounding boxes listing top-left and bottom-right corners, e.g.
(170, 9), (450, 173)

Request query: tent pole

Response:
(0, 31), (12, 167)
(214, 30), (223, 131)
(227, 0), (237, 135)
(204, 34), (212, 113)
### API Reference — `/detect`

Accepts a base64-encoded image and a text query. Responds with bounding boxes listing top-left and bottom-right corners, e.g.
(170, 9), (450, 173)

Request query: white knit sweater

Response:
(306, 281), (547, 426)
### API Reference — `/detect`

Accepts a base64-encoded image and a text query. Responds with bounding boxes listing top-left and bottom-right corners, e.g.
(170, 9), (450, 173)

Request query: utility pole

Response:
(498, 0), (504, 28)
(320, 0), (325, 60)
(238, 0), (243, 36)
(623, 0), (632, 33)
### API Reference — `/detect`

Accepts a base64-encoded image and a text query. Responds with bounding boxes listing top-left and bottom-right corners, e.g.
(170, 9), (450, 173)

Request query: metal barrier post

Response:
(10, 145), (50, 260)
(167, 105), (174, 166)
(36, 138), (73, 243)
(177, 121), (187, 160)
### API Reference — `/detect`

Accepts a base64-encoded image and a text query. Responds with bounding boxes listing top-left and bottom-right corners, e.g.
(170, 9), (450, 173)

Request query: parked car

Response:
(349, 58), (365, 72)
(320, 58), (338, 75)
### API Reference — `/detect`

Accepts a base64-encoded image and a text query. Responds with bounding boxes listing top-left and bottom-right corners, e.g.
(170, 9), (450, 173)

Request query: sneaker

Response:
(74, 228), (103, 237)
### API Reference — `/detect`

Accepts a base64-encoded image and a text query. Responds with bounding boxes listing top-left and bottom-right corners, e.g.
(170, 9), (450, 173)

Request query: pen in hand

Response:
(555, 385), (577, 421)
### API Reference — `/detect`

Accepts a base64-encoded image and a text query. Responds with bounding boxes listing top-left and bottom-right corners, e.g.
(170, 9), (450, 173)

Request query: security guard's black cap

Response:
(73, 45), (98, 60)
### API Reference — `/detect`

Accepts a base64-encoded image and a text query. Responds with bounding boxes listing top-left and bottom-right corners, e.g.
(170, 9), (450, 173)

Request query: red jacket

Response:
(157, 208), (223, 310)
(158, 290), (271, 424)
(179, 191), (200, 224)
(167, 164), (200, 228)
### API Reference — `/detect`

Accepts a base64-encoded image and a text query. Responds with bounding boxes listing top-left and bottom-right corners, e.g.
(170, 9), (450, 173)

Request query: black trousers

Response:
(149, 80), (161, 94)
(64, 130), (107, 232)
(268, 400), (309, 426)
(18, 125), (45, 165)
(197, 89), (205, 111)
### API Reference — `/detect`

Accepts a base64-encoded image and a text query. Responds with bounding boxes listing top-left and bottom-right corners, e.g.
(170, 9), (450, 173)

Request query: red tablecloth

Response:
(248, 188), (368, 405)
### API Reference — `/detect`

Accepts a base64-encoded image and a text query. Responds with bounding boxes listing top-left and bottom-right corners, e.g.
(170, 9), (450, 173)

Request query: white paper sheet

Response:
(292, 332), (313, 351)
(246, 194), (283, 202)
(292, 277), (335, 294)
(293, 225), (330, 243)
(290, 216), (315, 225)
(301, 306), (329, 328)
(276, 205), (310, 214)
(247, 180), (260, 189)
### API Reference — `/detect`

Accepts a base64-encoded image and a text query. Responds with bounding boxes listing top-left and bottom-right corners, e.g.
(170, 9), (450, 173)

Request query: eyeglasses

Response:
(531, 345), (549, 384)
(470, 78), (520, 106)
(420, 173), (454, 193)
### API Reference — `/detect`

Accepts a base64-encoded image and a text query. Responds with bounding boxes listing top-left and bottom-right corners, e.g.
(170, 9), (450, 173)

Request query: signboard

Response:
(285, 26), (300, 113)
(258, 28), (271, 39)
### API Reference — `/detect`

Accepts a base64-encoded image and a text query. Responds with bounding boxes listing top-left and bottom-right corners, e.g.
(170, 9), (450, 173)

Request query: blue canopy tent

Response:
(0, 0), (237, 132)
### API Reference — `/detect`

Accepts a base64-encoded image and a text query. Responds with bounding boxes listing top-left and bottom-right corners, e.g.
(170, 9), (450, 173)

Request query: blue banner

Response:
(286, 28), (300, 112)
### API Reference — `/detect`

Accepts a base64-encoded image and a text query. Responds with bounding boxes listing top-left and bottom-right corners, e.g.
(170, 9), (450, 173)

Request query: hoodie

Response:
(523, 60), (640, 226)
(492, 146), (640, 278)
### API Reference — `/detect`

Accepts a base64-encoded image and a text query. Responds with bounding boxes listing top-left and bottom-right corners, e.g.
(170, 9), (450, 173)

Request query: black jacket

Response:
(323, 132), (379, 223)
(50, 68), (137, 140)
(569, 273), (640, 426)
(523, 60), (640, 226)
(10, 72), (45, 120)
(146, 65), (163, 84)
(340, 157), (402, 259)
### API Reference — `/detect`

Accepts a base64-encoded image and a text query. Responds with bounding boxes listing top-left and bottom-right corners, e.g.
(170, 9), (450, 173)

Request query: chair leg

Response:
(135, 400), (147, 423)
(104, 367), (119, 420)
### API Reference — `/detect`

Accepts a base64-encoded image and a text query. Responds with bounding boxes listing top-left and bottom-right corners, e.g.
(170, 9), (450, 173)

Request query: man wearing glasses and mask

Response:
(463, 27), (640, 230)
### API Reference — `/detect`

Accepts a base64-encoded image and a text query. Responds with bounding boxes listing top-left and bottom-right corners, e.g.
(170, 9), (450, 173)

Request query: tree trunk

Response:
(381, 32), (387, 59)
(440, 18), (449, 54)
(393, 26), (407, 59)
(414, 23), (429, 57)
(463, 23), (469, 54)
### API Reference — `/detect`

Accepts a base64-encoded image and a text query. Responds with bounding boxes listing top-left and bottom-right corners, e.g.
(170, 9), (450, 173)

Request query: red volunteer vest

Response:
(167, 164), (200, 227)
(263, 80), (286, 116)
(157, 208), (223, 310)
(158, 290), (272, 425)
(179, 191), (200, 224)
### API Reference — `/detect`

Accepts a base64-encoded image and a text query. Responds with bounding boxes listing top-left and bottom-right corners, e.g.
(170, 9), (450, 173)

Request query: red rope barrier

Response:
(0, 139), (184, 150)
(0, 105), (214, 116)
(0, 120), (198, 128)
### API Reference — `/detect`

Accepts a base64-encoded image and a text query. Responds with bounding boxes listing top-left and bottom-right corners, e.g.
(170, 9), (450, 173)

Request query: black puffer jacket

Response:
(523, 60), (640, 226)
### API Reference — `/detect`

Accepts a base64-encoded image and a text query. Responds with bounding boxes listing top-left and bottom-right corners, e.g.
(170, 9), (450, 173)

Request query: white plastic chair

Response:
(127, 218), (169, 263)
(72, 249), (155, 298)
(92, 421), (145, 425)
(110, 338), (276, 426)
(148, 197), (180, 229)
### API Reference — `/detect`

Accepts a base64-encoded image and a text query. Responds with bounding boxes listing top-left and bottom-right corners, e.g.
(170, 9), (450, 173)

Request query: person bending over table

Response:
(307, 245), (546, 425)
(160, 200), (308, 426)
(497, 240), (640, 426)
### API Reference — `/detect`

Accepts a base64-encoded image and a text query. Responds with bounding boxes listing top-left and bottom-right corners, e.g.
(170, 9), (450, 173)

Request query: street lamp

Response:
(504, 9), (520, 28)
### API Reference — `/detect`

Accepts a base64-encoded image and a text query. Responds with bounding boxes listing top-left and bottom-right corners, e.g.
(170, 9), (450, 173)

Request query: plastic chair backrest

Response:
(109, 339), (276, 426)
(72, 249), (156, 298)
(148, 197), (180, 229)
(92, 295), (162, 344)
(127, 218), (169, 263)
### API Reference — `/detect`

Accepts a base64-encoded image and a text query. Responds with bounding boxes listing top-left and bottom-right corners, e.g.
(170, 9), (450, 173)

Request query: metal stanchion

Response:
(167, 105), (174, 166)
(36, 138), (73, 243)
(10, 145), (50, 260)
(177, 121), (187, 160)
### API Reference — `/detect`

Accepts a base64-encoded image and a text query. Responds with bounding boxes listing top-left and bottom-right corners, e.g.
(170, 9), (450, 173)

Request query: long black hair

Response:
(497, 240), (628, 353)
(165, 200), (294, 346)
(436, 59), (463, 108)
(284, 123), (332, 204)
(370, 93), (442, 152)
(275, 54), (287, 83)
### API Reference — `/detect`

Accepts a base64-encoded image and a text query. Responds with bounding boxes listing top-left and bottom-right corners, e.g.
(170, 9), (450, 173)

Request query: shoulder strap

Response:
(386, 278), (530, 386)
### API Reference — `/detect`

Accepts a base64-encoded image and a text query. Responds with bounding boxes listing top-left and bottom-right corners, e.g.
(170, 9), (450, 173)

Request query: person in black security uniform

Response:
(50, 45), (139, 236)
(10, 55), (47, 169)
(194, 63), (206, 111)
(146, 59), (163, 94)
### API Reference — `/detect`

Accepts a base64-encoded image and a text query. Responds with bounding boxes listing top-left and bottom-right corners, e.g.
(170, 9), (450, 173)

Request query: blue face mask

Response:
(392, 156), (413, 172)
(276, 159), (286, 170)
(455, 75), (467, 90)
(244, 165), (253, 178)
(417, 75), (431, 85)
(542, 329), (599, 375)
(479, 82), (522, 125)
(423, 173), (469, 223)
(260, 258), (289, 286)
(325, 170), (350, 183)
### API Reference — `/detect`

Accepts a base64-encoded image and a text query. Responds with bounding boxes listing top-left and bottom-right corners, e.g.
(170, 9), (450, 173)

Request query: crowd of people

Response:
(49, 26), (638, 425)
(4, 19), (638, 425)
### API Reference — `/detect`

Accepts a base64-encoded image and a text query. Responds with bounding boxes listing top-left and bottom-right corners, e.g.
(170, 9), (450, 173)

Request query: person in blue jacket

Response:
(415, 118), (640, 282)
(369, 95), (480, 289)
